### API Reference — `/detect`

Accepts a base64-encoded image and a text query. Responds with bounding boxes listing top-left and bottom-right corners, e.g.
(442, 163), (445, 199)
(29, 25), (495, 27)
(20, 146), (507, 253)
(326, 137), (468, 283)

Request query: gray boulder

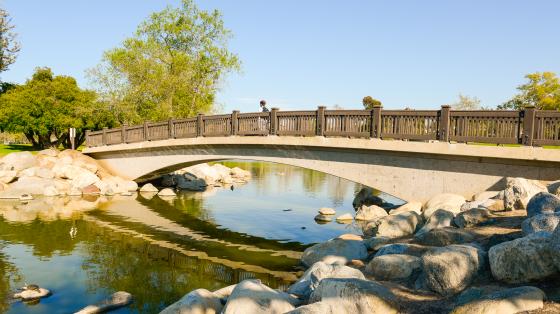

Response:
(367, 211), (423, 239)
(301, 238), (367, 267)
(355, 204), (387, 221)
(363, 236), (391, 250)
(159, 289), (222, 314)
(526, 192), (560, 218)
(374, 243), (431, 257)
(223, 279), (300, 314)
(366, 254), (421, 280)
(548, 223), (560, 270)
(548, 180), (560, 196)
(450, 286), (545, 314)
(421, 244), (485, 296)
(285, 301), (350, 314)
(522, 212), (560, 235)
(489, 232), (556, 283)
(415, 209), (454, 236)
(415, 227), (475, 247)
(309, 278), (399, 314)
(454, 208), (493, 228)
(287, 261), (365, 299)
(423, 193), (466, 218)
(503, 177), (547, 210)
(389, 201), (422, 215)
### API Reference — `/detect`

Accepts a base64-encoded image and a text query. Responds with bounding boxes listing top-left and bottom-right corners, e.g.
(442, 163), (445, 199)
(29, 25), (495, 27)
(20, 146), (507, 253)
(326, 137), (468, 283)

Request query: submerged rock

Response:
(13, 285), (51, 301)
(76, 291), (133, 314)
(335, 213), (353, 223)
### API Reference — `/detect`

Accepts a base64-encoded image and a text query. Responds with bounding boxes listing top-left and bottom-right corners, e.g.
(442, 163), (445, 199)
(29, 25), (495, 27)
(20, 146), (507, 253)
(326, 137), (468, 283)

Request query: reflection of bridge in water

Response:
(85, 107), (560, 202)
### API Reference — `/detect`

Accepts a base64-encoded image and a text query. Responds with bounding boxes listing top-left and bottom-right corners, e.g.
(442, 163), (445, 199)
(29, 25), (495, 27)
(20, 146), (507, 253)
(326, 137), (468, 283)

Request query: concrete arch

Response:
(85, 136), (560, 202)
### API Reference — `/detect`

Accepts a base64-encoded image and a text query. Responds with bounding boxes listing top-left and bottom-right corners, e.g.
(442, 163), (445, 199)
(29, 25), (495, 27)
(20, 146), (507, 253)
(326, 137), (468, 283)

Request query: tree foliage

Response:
(498, 72), (560, 110)
(88, 0), (240, 124)
(0, 68), (114, 149)
(362, 96), (382, 110)
(0, 8), (20, 76)
(451, 94), (484, 110)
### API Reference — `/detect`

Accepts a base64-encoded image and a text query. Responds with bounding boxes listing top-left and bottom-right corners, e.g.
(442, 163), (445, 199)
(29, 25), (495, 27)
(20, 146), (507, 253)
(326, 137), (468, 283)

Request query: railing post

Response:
(316, 106), (326, 136)
(197, 113), (204, 137)
(121, 124), (127, 143)
(102, 127), (108, 146)
(372, 105), (382, 138)
(85, 130), (91, 147)
(439, 105), (451, 142)
(143, 121), (149, 141)
(270, 108), (278, 135)
(231, 110), (239, 135)
(168, 119), (175, 139)
(522, 105), (536, 146)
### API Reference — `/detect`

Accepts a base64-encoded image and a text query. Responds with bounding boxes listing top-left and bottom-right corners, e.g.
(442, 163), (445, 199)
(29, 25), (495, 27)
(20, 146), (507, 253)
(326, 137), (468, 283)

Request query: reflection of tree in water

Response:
(0, 244), (22, 313)
(140, 192), (215, 222)
(325, 176), (353, 207)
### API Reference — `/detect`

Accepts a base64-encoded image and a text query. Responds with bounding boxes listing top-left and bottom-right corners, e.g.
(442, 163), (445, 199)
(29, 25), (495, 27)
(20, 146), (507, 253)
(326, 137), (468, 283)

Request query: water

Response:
(0, 161), (402, 313)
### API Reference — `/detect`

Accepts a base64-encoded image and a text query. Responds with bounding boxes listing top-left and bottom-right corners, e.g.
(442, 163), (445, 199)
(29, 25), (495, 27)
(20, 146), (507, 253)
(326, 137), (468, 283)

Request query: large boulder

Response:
(1, 151), (37, 171)
(374, 243), (431, 257)
(454, 208), (493, 228)
(415, 209), (454, 237)
(0, 170), (17, 183)
(388, 201), (422, 215)
(309, 278), (399, 314)
(522, 212), (560, 235)
(548, 180), (560, 196)
(526, 192), (560, 218)
(8, 177), (55, 195)
(366, 254), (421, 280)
(450, 286), (545, 314)
(421, 244), (486, 296)
(301, 238), (367, 267)
(503, 177), (547, 210)
(415, 227), (475, 247)
(159, 288), (223, 314)
(285, 301), (351, 314)
(547, 223), (560, 270)
(183, 164), (222, 185)
(352, 187), (384, 209)
(366, 211), (422, 239)
(287, 261), (365, 299)
(423, 193), (466, 219)
(471, 191), (500, 201)
(222, 279), (299, 314)
(230, 167), (251, 180)
(355, 204), (388, 221)
(71, 171), (101, 189)
(176, 174), (207, 191)
(489, 232), (556, 283)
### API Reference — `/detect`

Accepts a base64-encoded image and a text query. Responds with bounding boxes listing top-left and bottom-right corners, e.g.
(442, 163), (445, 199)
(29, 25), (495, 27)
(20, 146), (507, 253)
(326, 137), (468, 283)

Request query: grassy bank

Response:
(0, 144), (37, 156)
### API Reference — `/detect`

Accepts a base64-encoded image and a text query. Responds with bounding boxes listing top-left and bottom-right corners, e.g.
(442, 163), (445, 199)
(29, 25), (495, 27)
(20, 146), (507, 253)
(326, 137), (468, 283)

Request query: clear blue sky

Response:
(2, 0), (559, 113)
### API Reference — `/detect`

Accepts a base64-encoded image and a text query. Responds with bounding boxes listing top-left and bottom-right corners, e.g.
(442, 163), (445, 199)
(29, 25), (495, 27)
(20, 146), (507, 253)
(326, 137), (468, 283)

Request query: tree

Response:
(88, 0), (240, 125)
(362, 96), (382, 110)
(451, 94), (483, 110)
(0, 67), (114, 149)
(0, 8), (20, 76)
(498, 72), (560, 110)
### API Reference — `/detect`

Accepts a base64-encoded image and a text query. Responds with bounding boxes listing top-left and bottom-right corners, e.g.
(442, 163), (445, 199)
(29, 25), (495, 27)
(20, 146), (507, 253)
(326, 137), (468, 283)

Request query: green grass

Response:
(0, 144), (37, 156)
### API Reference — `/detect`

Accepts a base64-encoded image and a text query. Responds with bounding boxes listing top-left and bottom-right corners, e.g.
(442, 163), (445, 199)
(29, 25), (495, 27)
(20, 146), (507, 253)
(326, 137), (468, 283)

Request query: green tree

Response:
(498, 72), (560, 110)
(0, 67), (114, 149)
(362, 96), (382, 110)
(0, 8), (20, 76)
(451, 94), (484, 110)
(88, 0), (240, 125)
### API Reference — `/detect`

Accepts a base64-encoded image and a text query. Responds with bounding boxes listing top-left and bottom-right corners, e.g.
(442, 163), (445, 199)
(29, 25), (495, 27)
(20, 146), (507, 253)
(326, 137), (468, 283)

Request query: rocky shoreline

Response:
(161, 178), (560, 314)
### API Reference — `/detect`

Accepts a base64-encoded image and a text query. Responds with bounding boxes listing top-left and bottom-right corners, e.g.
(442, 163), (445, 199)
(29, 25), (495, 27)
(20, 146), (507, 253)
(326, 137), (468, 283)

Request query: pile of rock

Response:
(0, 150), (138, 200)
(159, 163), (251, 191)
(161, 176), (560, 313)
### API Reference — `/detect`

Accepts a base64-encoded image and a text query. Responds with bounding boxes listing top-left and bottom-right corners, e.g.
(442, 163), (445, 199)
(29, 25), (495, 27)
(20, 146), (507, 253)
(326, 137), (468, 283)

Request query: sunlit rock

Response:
(335, 213), (353, 223)
(503, 177), (547, 211)
(355, 204), (388, 221)
(450, 286), (545, 314)
(222, 279), (300, 314)
(1, 151), (37, 171)
(423, 193), (466, 219)
(139, 183), (159, 193)
(454, 207), (493, 228)
(318, 207), (335, 215)
(366, 211), (422, 239)
(366, 254), (421, 281)
(389, 201), (422, 215)
(415, 209), (454, 236)
(301, 238), (367, 267)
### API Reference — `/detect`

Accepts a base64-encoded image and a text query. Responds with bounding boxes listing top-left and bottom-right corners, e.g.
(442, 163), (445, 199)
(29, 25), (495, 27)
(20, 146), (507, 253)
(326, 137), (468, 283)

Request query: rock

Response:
(9, 177), (55, 195)
(415, 209), (454, 236)
(389, 201), (422, 215)
(489, 232), (555, 283)
(318, 207), (335, 215)
(18, 167), (36, 177)
(366, 254), (421, 280)
(374, 243), (431, 257)
(352, 187), (384, 209)
(285, 301), (351, 314)
(526, 192), (560, 218)
(38, 148), (59, 157)
(67, 188), (82, 196)
(363, 236), (391, 250)
(450, 286), (545, 314)
(0, 170), (17, 183)
(222, 279), (299, 314)
(314, 214), (332, 222)
(337, 233), (362, 241)
(355, 204), (388, 221)
(184, 164), (222, 185)
(522, 212), (560, 235)
(335, 213), (353, 223)
(423, 193), (466, 218)
(121, 180), (138, 192)
(158, 188), (176, 197)
(230, 167), (251, 180)
(159, 289), (222, 314)
(301, 238), (368, 267)
(461, 199), (503, 212)
(547, 223), (560, 271)
(549, 180), (560, 196)
(287, 261), (365, 299)
(503, 177), (547, 210)
(71, 171), (101, 189)
(35, 167), (55, 179)
(454, 208), (493, 228)
(366, 211), (423, 239)
(75, 291), (133, 314)
(43, 186), (59, 197)
(176, 174), (207, 191)
(13, 287), (51, 301)
(472, 191), (500, 201)
(415, 227), (476, 247)
(309, 278), (399, 314)
(82, 184), (101, 195)
(421, 244), (485, 296)
(139, 183), (159, 193)
(1, 151), (37, 171)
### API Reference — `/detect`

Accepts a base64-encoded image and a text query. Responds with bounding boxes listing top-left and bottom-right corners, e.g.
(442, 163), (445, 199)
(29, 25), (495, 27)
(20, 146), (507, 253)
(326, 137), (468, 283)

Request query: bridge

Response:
(84, 106), (560, 202)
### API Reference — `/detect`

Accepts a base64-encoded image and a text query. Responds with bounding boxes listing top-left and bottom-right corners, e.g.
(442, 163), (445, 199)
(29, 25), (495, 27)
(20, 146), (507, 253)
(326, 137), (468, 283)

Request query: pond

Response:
(0, 161), (402, 314)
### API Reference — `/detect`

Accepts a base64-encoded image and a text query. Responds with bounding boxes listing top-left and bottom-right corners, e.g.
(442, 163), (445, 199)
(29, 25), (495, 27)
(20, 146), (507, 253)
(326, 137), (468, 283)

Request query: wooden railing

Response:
(85, 106), (560, 147)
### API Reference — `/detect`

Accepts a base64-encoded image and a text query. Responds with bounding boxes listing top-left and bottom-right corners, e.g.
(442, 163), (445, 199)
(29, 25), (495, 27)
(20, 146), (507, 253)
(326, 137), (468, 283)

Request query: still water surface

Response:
(0, 161), (402, 313)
